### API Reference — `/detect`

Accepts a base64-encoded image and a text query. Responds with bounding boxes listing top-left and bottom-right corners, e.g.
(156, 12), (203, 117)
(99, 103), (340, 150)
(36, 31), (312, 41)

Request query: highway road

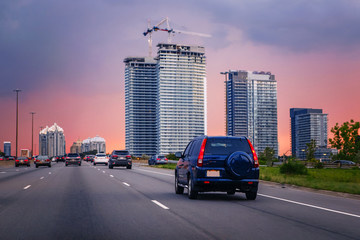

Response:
(0, 161), (359, 240)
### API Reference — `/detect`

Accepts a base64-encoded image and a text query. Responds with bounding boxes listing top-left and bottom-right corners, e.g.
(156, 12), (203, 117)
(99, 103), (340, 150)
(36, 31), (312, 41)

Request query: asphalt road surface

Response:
(0, 161), (359, 240)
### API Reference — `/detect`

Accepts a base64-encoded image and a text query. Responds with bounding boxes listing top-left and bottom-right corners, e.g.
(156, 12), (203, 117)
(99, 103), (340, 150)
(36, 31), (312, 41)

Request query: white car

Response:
(93, 153), (108, 166)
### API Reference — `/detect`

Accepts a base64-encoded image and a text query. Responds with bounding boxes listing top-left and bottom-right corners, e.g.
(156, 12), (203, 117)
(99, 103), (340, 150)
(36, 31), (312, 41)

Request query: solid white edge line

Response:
(24, 185), (31, 189)
(136, 168), (173, 177)
(151, 200), (169, 210)
(123, 182), (130, 187)
(258, 193), (360, 218)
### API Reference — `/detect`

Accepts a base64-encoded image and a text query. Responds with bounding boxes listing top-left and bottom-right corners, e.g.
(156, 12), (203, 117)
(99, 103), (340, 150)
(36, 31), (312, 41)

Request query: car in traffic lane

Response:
(65, 153), (81, 166)
(175, 136), (259, 200)
(15, 156), (30, 167)
(148, 155), (168, 165)
(35, 155), (51, 168)
(93, 153), (108, 166)
(108, 150), (132, 169)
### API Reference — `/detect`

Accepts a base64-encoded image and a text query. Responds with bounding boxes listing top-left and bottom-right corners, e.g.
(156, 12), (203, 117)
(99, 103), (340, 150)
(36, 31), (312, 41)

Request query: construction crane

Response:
(143, 17), (211, 57)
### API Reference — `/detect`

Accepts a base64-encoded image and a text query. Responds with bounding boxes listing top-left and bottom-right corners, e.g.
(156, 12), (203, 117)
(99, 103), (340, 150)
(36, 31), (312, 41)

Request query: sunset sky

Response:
(1, 0), (360, 156)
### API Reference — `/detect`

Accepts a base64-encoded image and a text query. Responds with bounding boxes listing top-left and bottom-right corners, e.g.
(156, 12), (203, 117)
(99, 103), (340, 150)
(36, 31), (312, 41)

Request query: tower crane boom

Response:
(143, 17), (211, 57)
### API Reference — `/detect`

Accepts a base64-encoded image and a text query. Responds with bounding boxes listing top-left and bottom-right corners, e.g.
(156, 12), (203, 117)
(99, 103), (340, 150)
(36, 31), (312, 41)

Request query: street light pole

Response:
(220, 72), (229, 135)
(30, 112), (36, 157)
(13, 89), (21, 158)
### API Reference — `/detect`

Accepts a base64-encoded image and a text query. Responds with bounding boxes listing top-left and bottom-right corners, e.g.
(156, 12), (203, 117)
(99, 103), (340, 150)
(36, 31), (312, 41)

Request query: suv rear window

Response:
(114, 151), (129, 155)
(67, 153), (80, 157)
(204, 138), (251, 156)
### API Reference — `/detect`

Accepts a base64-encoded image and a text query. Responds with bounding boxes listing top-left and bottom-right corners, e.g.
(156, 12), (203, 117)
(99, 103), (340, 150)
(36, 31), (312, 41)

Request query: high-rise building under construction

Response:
(124, 44), (207, 156)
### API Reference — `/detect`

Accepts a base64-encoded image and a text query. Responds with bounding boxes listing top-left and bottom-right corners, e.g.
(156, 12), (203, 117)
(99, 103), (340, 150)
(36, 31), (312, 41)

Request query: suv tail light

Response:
(197, 138), (207, 167)
(247, 139), (259, 168)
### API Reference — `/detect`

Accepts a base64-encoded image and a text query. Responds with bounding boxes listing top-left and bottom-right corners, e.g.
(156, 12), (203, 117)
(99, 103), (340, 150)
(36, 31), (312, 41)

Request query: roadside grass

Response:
(151, 163), (177, 169)
(148, 164), (360, 195)
(260, 167), (360, 195)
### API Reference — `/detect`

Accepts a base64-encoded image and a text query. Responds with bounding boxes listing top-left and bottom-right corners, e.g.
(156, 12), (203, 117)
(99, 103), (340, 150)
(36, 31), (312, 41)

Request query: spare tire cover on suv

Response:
(226, 151), (253, 178)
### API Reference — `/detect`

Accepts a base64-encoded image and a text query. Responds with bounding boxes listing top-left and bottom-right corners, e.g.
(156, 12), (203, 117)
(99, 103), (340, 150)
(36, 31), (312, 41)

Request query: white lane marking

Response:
(98, 169), (100, 171)
(123, 182), (130, 187)
(49, 172), (51, 174)
(0, 172), (6, 174)
(110, 175), (114, 178)
(24, 185), (31, 190)
(136, 168), (173, 177)
(258, 194), (360, 218)
(40, 177), (44, 180)
(151, 200), (169, 210)
(16, 170), (19, 172)
(102, 171), (105, 173)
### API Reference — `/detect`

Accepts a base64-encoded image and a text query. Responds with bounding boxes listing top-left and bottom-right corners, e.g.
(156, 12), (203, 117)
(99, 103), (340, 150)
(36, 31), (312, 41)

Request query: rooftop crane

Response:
(143, 17), (211, 57)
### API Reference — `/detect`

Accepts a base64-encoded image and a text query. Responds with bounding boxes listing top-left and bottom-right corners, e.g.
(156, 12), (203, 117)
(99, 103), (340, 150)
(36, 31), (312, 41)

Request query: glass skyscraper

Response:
(225, 70), (278, 156)
(290, 108), (328, 158)
(124, 57), (157, 157)
(156, 43), (207, 155)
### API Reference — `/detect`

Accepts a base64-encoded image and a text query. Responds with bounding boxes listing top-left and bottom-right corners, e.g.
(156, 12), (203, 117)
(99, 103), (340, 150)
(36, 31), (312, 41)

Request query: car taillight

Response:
(25, 159), (28, 162)
(16, 160), (19, 162)
(46, 159), (50, 162)
(157, 158), (160, 160)
(126, 155), (131, 158)
(66, 157), (70, 159)
(165, 158), (168, 161)
(76, 157), (80, 159)
(197, 138), (207, 167)
(112, 155), (118, 159)
(247, 139), (259, 168)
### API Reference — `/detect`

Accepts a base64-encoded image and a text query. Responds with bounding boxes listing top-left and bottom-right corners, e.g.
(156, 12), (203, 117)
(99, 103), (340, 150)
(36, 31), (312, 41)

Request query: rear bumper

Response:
(36, 162), (51, 166)
(193, 178), (259, 193)
(109, 160), (131, 167)
(66, 160), (81, 165)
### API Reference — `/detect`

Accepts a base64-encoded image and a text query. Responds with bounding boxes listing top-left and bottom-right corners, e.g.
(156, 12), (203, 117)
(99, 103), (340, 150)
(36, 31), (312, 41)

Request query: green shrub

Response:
(280, 161), (308, 175)
(314, 162), (324, 169)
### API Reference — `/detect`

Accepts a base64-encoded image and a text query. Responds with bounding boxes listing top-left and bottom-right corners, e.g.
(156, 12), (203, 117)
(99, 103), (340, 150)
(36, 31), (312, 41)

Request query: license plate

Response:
(207, 170), (220, 177)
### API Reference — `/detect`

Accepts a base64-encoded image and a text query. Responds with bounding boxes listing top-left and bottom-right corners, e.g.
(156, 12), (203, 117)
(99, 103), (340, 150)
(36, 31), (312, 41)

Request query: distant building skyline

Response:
(290, 108), (328, 159)
(39, 123), (66, 157)
(70, 140), (82, 154)
(81, 136), (106, 153)
(225, 70), (278, 156)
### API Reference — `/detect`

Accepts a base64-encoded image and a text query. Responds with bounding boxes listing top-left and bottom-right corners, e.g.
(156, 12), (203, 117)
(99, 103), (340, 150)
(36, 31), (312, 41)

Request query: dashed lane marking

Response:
(24, 185), (31, 190)
(102, 171), (105, 173)
(110, 175), (114, 178)
(258, 193), (360, 218)
(40, 177), (44, 180)
(123, 182), (130, 187)
(151, 200), (169, 210)
(135, 168), (173, 177)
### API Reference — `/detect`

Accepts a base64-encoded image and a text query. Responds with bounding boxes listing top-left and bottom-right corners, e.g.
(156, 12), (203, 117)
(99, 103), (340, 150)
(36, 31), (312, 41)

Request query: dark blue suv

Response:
(175, 136), (259, 200)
